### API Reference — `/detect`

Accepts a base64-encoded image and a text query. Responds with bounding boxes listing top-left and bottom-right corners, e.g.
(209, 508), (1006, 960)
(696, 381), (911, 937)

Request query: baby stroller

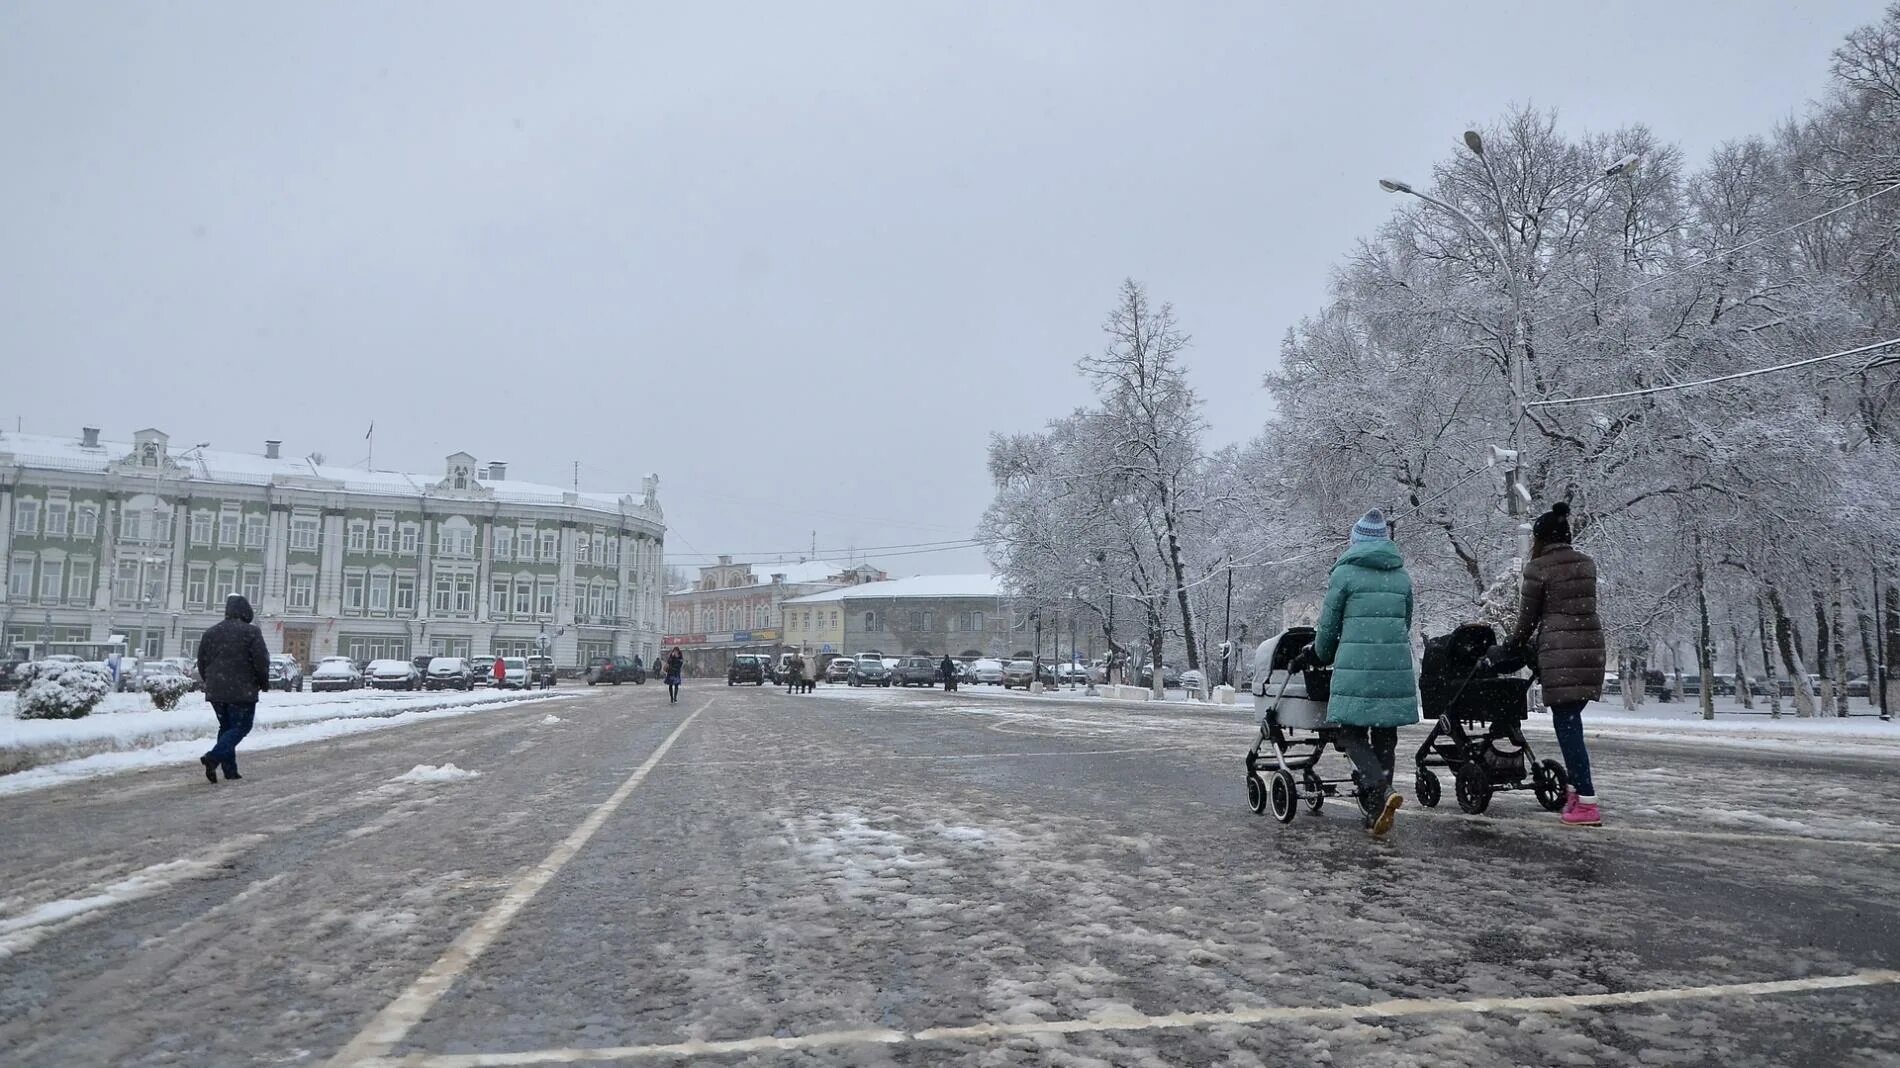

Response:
(1413, 623), (1568, 814)
(1242, 627), (1383, 825)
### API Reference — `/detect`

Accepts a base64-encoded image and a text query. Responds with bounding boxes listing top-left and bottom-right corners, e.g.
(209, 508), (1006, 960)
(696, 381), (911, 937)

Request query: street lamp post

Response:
(1380, 139), (1636, 564)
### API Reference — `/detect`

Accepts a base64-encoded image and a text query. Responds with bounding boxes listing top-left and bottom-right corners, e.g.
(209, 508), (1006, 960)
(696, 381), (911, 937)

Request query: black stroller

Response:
(1413, 623), (1568, 814)
(1243, 626), (1385, 825)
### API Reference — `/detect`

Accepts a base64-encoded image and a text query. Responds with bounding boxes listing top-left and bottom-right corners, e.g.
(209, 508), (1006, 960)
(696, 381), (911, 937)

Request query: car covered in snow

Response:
(891, 656), (940, 686)
(823, 657), (856, 684)
(268, 654), (305, 691)
(310, 656), (363, 692)
(367, 659), (421, 690)
(971, 658), (1005, 685)
(426, 656), (473, 690)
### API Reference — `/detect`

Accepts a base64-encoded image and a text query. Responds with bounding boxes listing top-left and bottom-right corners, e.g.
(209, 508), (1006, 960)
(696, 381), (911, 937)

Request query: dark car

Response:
(891, 656), (939, 687)
(727, 654), (767, 686)
(267, 654), (305, 692)
(527, 655), (557, 689)
(411, 654), (435, 682)
(0, 657), (24, 691)
(586, 655), (646, 685)
(850, 656), (892, 687)
(425, 656), (473, 690)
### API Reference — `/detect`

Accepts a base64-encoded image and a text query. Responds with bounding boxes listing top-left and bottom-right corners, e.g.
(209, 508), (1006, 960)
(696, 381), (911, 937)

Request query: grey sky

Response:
(0, 1), (1869, 576)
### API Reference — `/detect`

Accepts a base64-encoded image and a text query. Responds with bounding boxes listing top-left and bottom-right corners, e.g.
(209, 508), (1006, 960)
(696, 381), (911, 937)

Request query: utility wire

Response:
(1526, 336), (1900, 408)
(664, 537), (980, 560)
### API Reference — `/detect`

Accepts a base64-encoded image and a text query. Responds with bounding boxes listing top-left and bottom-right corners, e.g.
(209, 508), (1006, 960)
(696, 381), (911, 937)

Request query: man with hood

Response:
(195, 594), (272, 783)
(1311, 509), (1419, 836)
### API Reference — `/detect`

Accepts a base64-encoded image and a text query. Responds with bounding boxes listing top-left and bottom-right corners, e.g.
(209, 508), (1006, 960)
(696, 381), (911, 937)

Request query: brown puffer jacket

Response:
(1509, 544), (1606, 705)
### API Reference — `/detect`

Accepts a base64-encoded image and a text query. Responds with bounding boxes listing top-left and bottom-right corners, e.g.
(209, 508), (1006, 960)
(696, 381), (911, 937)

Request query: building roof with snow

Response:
(782, 574), (1003, 604)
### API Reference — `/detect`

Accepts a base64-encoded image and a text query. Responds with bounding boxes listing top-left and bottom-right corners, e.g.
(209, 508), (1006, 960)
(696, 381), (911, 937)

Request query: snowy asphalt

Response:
(2, 683), (1898, 1067)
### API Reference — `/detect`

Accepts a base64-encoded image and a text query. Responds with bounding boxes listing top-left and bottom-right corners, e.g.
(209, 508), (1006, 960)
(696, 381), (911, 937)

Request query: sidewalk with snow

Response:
(0, 687), (579, 795)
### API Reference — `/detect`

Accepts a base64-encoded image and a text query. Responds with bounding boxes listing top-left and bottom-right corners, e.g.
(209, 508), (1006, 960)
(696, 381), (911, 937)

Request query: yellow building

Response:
(781, 597), (846, 660)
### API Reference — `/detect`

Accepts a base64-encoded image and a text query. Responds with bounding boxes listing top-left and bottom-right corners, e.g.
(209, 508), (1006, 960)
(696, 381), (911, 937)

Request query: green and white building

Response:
(0, 427), (665, 668)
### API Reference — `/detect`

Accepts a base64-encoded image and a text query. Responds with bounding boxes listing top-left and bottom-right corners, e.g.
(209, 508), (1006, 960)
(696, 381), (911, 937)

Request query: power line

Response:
(663, 538), (980, 561)
(1526, 336), (1900, 408)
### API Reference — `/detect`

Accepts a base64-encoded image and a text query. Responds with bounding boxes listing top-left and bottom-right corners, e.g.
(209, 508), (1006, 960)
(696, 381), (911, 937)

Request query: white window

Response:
(588, 584), (603, 618)
(45, 500), (69, 537)
(433, 575), (454, 613)
(187, 563), (210, 606)
(287, 573), (316, 611)
(75, 505), (98, 538)
(592, 532), (605, 564)
(14, 500), (40, 535)
(344, 572), (365, 612)
(69, 560), (93, 603)
(347, 521), (368, 553)
(215, 564), (238, 601)
(241, 567), (261, 605)
(399, 523), (419, 555)
(121, 509), (144, 543)
(394, 574), (416, 613)
(494, 528), (513, 560)
(114, 559), (140, 603)
(374, 522), (393, 554)
(38, 559), (62, 602)
(244, 513), (266, 548)
(604, 584), (617, 619)
(9, 554), (33, 598)
(516, 525), (534, 561)
(190, 511), (212, 545)
(453, 574), (475, 613)
(491, 579), (510, 616)
(219, 511), (239, 547)
(540, 531), (558, 562)
(369, 572), (391, 612)
(536, 581), (555, 617)
(290, 516), (319, 551)
(605, 537), (619, 566)
(514, 579), (532, 617)
(577, 536), (589, 564)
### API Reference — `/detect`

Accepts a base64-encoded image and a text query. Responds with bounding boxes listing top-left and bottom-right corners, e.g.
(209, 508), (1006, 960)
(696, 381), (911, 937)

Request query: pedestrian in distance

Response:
(493, 654), (506, 689)
(1309, 509), (1418, 836)
(786, 652), (806, 694)
(663, 648), (684, 704)
(940, 653), (958, 692)
(194, 594), (272, 783)
(1501, 502), (1607, 827)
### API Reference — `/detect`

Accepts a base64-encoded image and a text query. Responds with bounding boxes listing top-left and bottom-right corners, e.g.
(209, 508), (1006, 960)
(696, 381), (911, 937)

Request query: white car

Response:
(971, 658), (1005, 685)
(494, 656), (532, 690)
(310, 656), (363, 692)
(367, 658), (421, 690)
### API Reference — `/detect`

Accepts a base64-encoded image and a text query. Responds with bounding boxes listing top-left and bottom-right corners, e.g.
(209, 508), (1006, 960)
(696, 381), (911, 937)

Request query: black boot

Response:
(200, 755), (218, 784)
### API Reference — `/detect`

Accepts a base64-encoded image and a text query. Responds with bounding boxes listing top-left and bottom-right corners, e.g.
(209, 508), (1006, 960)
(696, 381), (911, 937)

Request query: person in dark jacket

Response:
(940, 654), (958, 692)
(1311, 509), (1418, 836)
(1505, 502), (1607, 826)
(195, 594), (272, 783)
(663, 648), (684, 704)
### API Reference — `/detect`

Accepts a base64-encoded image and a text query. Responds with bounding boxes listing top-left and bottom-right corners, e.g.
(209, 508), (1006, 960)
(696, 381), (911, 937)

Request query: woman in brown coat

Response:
(1507, 502), (1607, 826)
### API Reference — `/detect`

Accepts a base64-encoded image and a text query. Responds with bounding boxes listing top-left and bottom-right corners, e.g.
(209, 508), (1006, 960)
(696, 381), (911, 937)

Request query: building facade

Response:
(662, 557), (883, 675)
(782, 575), (1009, 664)
(0, 428), (665, 668)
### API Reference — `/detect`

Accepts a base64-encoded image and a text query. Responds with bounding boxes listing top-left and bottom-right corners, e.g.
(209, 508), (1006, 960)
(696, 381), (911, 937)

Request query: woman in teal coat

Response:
(1311, 508), (1419, 835)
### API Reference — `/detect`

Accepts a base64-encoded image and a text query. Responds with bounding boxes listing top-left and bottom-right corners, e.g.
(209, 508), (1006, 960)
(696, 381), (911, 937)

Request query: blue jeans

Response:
(1549, 701), (1594, 796)
(206, 701), (256, 775)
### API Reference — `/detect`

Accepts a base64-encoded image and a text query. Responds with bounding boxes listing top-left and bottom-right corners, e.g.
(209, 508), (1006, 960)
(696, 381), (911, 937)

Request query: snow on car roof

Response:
(782, 574), (1002, 604)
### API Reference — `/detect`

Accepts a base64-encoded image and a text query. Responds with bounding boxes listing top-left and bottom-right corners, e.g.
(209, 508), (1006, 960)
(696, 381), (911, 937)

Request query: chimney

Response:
(486, 461), (507, 481)
(265, 440), (282, 459)
(81, 427), (101, 448)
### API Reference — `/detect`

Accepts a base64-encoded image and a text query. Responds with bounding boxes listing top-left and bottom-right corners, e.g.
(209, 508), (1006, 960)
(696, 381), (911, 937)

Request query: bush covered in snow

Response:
(143, 674), (193, 711)
(14, 661), (113, 720)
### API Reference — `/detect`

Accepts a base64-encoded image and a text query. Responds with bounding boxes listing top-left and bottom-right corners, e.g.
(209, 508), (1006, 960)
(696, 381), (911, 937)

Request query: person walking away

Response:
(940, 654), (958, 692)
(786, 652), (805, 694)
(1311, 509), (1418, 836)
(1504, 503), (1607, 827)
(493, 654), (507, 689)
(664, 648), (684, 704)
(195, 594), (272, 783)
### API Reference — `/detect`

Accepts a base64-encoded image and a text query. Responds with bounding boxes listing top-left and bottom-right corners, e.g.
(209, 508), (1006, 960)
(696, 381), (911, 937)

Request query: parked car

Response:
(367, 659), (422, 690)
(586, 656), (646, 685)
(1055, 663), (1092, 686)
(727, 654), (767, 686)
(0, 656), (26, 691)
(411, 654), (435, 682)
(310, 656), (363, 692)
(851, 656), (893, 687)
(824, 657), (857, 684)
(971, 658), (1005, 685)
(268, 654), (305, 692)
(426, 656), (473, 690)
(1002, 659), (1038, 689)
(1138, 663), (1183, 689)
(891, 656), (940, 686)
(495, 657), (531, 690)
(954, 660), (976, 684)
(527, 655), (557, 689)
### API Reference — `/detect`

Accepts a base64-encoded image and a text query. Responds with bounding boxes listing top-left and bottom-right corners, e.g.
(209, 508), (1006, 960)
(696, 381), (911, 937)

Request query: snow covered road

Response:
(1, 683), (1897, 1066)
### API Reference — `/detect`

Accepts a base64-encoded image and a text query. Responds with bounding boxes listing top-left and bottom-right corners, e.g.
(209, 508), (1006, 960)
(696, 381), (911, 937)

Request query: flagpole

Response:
(365, 422), (375, 470)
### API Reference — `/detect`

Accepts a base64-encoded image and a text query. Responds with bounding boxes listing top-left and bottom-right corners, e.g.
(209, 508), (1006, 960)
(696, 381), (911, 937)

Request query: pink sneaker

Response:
(1562, 798), (1601, 827)
(1560, 789), (1579, 817)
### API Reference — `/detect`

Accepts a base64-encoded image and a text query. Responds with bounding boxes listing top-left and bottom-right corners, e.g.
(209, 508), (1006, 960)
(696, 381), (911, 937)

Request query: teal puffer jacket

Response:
(1312, 540), (1420, 728)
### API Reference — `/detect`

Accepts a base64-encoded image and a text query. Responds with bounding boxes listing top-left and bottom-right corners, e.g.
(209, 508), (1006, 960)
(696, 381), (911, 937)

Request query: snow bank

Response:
(391, 763), (481, 784)
(540, 714), (565, 725)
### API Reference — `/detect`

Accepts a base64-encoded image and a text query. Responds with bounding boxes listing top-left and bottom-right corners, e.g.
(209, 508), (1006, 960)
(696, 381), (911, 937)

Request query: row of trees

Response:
(982, 4), (1900, 715)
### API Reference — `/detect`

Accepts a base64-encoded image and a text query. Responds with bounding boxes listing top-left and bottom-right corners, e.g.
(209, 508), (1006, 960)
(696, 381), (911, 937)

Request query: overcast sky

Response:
(0, 1), (1872, 577)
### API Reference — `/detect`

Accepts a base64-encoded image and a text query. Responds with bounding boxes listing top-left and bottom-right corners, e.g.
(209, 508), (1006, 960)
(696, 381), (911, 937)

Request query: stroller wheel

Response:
(1532, 759), (1569, 812)
(1302, 769), (1326, 813)
(1415, 769), (1442, 808)
(1269, 770), (1298, 824)
(1246, 773), (1268, 815)
(1454, 762), (1493, 815)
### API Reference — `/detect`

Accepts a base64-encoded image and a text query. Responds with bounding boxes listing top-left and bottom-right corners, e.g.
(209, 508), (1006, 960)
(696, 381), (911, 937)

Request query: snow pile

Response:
(391, 763), (481, 784)
(541, 714), (565, 724)
(13, 661), (112, 720)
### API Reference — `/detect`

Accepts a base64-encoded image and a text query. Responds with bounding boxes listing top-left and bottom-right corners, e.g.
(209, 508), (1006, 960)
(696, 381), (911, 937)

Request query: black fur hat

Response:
(1532, 501), (1572, 544)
